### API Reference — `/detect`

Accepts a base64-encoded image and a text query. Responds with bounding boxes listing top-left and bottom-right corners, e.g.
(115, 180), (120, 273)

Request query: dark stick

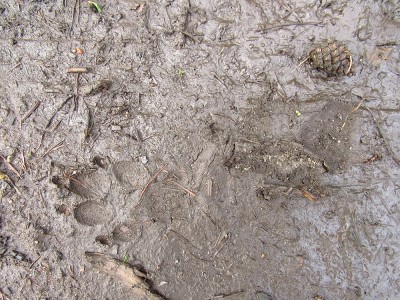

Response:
(20, 100), (41, 126)
(139, 163), (168, 202)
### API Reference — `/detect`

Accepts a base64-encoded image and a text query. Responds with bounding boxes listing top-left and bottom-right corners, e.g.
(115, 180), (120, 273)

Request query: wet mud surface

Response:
(0, 0), (400, 299)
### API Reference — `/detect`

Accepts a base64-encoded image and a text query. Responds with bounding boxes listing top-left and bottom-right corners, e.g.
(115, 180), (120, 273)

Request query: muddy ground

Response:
(0, 0), (399, 299)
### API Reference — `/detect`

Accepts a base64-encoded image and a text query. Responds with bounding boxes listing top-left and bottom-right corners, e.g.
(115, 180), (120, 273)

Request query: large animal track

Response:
(52, 159), (151, 245)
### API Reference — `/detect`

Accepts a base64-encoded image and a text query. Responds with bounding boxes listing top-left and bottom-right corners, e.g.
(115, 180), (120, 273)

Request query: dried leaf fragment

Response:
(85, 252), (165, 300)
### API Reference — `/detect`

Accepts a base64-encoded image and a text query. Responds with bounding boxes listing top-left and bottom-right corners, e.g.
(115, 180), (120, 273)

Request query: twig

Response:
(212, 73), (228, 89)
(291, 56), (310, 73)
(7, 62), (21, 73)
(74, 73), (80, 111)
(256, 21), (323, 33)
(20, 149), (27, 171)
(341, 98), (364, 129)
(77, 0), (81, 21)
(169, 180), (197, 196)
(213, 232), (229, 257)
(0, 155), (21, 178)
(207, 178), (212, 196)
(41, 141), (65, 158)
(345, 51), (353, 75)
(4, 177), (21, 195)
(299, 189), (317, 201)
(212, 290), (245, 299)
(70, 0), (79, 34)
(20, 100), (41, 126)
(30, 255), (42, 268)
(139, 163), (168, 201)
(67, 67), (88, 73)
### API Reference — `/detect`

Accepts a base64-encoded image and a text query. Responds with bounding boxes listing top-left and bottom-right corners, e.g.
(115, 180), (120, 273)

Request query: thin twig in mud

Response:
(213, 232), (229, 257)
(181, 31), (201, 43)
(345, 51), (353, 75)
(207, 178), (212, 197)
(139, 163), (168, 201)
(77, 0), (81, 20)
(0, 155), (21, 178)
(45, 96), (74, 129)
(3, 176), (21, 195)
(291, 56), (310, 73)
(20, 100), (41, 127)
(30, 254), (42, 268)
(351, 98), (365, 113)
(362, 105), (400, 166)
(241, 138), (260, 144)
(74, 73), (80, 111)
(213, 73), (228, 89)
(41, 141), (65, 158)
(69, 0), (81, 34)
(341, 98), (365, 129)
(256, 21), (323, 33)
(20, 150), (27, 171)
(300, 189), (317, 201)
(70, 0), (78, 34)
(7, 62), (21, 73)
(212, 290), (245, 299)
(67, 67), (88, 73)
(169, 229), (202, 251)
(169, 180), (197, 196)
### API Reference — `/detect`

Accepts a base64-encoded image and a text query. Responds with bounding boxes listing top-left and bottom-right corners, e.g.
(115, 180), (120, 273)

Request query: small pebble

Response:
(140, 156), (148, 164)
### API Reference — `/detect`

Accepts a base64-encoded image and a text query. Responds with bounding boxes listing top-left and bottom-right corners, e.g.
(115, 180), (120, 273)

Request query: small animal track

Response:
(53, 160), (151, 244)
(112, 222), (142, 242)
(111, 160), (150, 190)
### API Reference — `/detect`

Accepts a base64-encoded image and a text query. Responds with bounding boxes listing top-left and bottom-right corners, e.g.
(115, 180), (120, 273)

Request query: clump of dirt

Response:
(226, 140), (324, 188)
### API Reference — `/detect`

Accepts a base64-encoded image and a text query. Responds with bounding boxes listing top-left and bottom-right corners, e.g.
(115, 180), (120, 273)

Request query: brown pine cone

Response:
(308, 39), (355, 77)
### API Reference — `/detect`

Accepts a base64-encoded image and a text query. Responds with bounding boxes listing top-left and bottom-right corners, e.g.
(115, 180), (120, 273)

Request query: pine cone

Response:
(308, 40), (355, 77)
